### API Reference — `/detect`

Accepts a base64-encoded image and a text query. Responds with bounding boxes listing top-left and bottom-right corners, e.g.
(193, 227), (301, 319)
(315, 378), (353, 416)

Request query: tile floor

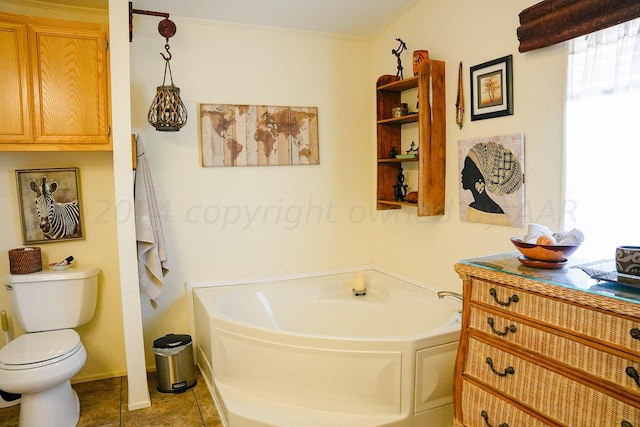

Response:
(0, 368), (223, 427)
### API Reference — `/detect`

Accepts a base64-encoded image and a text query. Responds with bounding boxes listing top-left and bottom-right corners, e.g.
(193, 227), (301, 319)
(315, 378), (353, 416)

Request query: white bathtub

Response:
(191, 269), (461, 427)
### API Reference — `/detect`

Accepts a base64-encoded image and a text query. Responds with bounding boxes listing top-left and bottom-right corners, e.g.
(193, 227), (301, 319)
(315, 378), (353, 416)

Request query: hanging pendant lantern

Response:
(148, 59), (187, 131)
(147, 18), (187, 132)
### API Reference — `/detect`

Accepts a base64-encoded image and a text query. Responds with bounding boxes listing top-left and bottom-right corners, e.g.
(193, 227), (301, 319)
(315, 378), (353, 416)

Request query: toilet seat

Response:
(0, 329), (82, 370)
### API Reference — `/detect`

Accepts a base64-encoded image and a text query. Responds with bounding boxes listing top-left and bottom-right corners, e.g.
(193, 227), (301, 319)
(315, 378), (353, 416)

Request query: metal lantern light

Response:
(147, 52), (188, 132)
(146, 17), (187, 132)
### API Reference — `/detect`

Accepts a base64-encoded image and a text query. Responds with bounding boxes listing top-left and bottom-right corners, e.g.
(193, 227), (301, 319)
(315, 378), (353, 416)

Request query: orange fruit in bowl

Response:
(536, 235), (556, 245)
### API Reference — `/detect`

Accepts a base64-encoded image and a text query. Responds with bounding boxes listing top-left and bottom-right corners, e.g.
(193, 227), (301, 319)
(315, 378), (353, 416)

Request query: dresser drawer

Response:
(465, 338), (640, 426)
(470, 306), (640, 398)
(460, 379), (550, 427)
(471, 279), (640, 355)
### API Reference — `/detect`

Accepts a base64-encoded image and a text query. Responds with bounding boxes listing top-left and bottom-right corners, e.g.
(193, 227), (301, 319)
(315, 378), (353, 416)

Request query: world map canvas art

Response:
(200, 104), (319, 167)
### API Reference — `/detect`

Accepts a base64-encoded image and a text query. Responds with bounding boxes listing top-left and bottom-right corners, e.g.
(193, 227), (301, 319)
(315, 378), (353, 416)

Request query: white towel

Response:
(522, 223), (585, 246)
(523, 223), (554, 243)
(134, 137), (169, 307)
(553, 228), (585, 245)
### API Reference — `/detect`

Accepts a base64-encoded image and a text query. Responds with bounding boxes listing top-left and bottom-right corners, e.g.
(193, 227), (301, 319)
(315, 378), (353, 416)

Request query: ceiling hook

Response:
(160, 43), (172, 61)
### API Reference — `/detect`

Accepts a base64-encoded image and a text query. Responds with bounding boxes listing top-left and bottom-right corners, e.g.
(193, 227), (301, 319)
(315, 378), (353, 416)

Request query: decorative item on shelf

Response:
(456, 61), (465, 129)
(391, 103), (409, 118)
(406, 141), (419, 155)
(395, 141), (419, 159)
(412, 50), (429, 76)
(391, 38), (407, 79)
(389, 147), (399, 159)
(405, 191), (418, 203)
(131, 2), (188, 132)
(393, 167), (408, 201)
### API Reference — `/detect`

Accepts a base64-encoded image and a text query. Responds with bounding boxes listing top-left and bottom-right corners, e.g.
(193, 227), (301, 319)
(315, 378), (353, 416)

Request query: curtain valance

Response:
(517, 0), (640, 52)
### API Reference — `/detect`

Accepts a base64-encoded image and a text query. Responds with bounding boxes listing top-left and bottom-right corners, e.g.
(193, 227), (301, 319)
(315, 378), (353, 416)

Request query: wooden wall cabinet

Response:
(453, 256), (640, 426)
(376, 59), (445, 216)
(0, 13), (111, 151)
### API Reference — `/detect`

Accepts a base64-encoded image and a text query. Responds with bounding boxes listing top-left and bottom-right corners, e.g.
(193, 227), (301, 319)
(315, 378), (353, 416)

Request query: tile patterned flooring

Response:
(0, 368), (223, 427)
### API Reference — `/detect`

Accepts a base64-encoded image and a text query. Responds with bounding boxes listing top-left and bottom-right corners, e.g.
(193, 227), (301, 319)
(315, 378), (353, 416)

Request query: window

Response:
(564, 18), (640, 260)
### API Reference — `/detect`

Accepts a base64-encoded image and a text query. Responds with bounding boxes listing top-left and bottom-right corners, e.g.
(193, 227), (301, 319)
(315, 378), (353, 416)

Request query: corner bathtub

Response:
(191, 270), (461, 427)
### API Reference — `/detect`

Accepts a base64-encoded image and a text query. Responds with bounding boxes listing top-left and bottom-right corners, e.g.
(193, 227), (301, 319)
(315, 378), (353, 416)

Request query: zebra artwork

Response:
(29, 176), (82, 240)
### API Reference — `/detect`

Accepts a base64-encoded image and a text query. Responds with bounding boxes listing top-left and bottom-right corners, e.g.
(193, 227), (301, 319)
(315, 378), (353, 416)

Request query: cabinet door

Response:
(28, 23), (109, 145)
(0, 20), (32, 143)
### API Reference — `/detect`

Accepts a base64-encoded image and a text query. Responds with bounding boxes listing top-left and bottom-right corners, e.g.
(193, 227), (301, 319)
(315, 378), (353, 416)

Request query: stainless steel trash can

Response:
(153, 334), (196, 393)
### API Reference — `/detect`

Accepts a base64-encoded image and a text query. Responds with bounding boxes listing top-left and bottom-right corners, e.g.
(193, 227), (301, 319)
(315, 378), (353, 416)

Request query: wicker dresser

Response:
(453, 254), (640, 427)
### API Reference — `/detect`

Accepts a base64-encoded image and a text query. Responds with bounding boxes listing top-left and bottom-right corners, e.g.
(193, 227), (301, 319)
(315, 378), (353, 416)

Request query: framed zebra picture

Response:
(15, 168), (84, 244)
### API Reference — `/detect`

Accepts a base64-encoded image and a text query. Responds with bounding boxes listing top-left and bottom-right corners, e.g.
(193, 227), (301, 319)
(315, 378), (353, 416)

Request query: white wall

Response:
(369, 0), (568, 289)
(129, 17), (374, 365)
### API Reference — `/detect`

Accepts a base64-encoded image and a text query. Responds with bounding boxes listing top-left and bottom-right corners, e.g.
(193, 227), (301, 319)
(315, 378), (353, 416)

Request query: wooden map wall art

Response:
(200, 104), (319, 167)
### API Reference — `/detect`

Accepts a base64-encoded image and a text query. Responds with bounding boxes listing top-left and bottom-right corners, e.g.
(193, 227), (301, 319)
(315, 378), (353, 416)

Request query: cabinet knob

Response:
(621, 421), (633, 427)
(487, 317), (517, 336)
(481, 410), (509, 427)
(485, 357), (515, 377)
(489, 288), (519, 306)
(630, 328), (640, 341)
(626, 366), (640, 387)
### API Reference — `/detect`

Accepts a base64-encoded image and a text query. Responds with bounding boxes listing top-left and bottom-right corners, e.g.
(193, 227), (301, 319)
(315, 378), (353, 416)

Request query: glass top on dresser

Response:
(460, 252), (640, 304)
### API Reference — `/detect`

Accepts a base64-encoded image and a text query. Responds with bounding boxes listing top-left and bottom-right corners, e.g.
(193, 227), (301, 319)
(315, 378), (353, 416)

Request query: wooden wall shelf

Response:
(375, 58), (446, 216)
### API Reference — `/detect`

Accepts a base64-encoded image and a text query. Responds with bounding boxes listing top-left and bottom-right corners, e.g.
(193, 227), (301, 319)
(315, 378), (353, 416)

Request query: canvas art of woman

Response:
(461, 140), (523, 226)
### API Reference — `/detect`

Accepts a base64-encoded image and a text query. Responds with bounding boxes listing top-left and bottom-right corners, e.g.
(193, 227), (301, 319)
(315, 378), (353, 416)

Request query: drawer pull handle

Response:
(621, 421), (633, 427)
(487, 317), (517, 336)
(626, 366), (640, 387)
(631, 328), (640, 341)
(481, 410), (509, 427)
(489, 288), (519, 306)
(485, 357), (515, 377)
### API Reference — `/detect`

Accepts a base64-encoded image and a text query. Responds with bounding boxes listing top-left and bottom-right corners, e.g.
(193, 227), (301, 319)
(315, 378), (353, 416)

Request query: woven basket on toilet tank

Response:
(8, 247), (42, 274)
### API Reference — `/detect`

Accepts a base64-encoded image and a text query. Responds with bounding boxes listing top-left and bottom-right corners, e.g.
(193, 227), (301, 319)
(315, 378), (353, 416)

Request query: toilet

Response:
(0, 267), (99, 427)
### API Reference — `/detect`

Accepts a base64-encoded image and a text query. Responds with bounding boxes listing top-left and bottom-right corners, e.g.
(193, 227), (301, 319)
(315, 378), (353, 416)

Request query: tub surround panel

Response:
(214, 329), (403, 414)
(415, 342), (458, 413)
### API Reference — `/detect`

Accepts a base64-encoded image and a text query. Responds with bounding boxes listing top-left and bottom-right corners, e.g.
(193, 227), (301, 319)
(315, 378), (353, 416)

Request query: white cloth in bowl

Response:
(523, 223), (554, 243)
(553, 228), (585, 246)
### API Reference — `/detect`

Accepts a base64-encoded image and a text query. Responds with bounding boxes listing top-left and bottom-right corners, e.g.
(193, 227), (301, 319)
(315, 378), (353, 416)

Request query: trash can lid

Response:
(153, 334), (192, 349)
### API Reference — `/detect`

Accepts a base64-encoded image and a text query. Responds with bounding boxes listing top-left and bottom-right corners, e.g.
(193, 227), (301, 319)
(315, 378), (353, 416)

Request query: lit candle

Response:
(354, 271), (366, 291)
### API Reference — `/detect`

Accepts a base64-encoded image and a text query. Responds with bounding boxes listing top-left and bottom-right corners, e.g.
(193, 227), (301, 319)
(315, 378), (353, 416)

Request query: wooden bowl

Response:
(510, 237), (580, 262)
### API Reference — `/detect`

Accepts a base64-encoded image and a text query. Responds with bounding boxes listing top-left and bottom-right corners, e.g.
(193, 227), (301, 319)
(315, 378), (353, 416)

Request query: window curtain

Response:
(564, 17), (640, 260)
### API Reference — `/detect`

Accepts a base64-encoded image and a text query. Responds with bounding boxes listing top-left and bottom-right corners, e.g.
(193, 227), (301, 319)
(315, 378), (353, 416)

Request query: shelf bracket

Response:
(129, 1), (171, 42)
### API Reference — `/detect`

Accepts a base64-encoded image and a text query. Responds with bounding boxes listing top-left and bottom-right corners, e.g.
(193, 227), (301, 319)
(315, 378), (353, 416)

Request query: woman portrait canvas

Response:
(458, 134), (525, 227)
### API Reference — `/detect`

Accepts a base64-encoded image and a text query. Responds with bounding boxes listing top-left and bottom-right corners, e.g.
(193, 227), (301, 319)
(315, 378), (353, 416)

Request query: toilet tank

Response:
(5, 267), (99, 332)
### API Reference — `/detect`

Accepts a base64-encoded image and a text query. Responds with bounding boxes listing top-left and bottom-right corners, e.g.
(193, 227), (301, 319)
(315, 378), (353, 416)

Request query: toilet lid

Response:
(0, 329), (81, 366)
